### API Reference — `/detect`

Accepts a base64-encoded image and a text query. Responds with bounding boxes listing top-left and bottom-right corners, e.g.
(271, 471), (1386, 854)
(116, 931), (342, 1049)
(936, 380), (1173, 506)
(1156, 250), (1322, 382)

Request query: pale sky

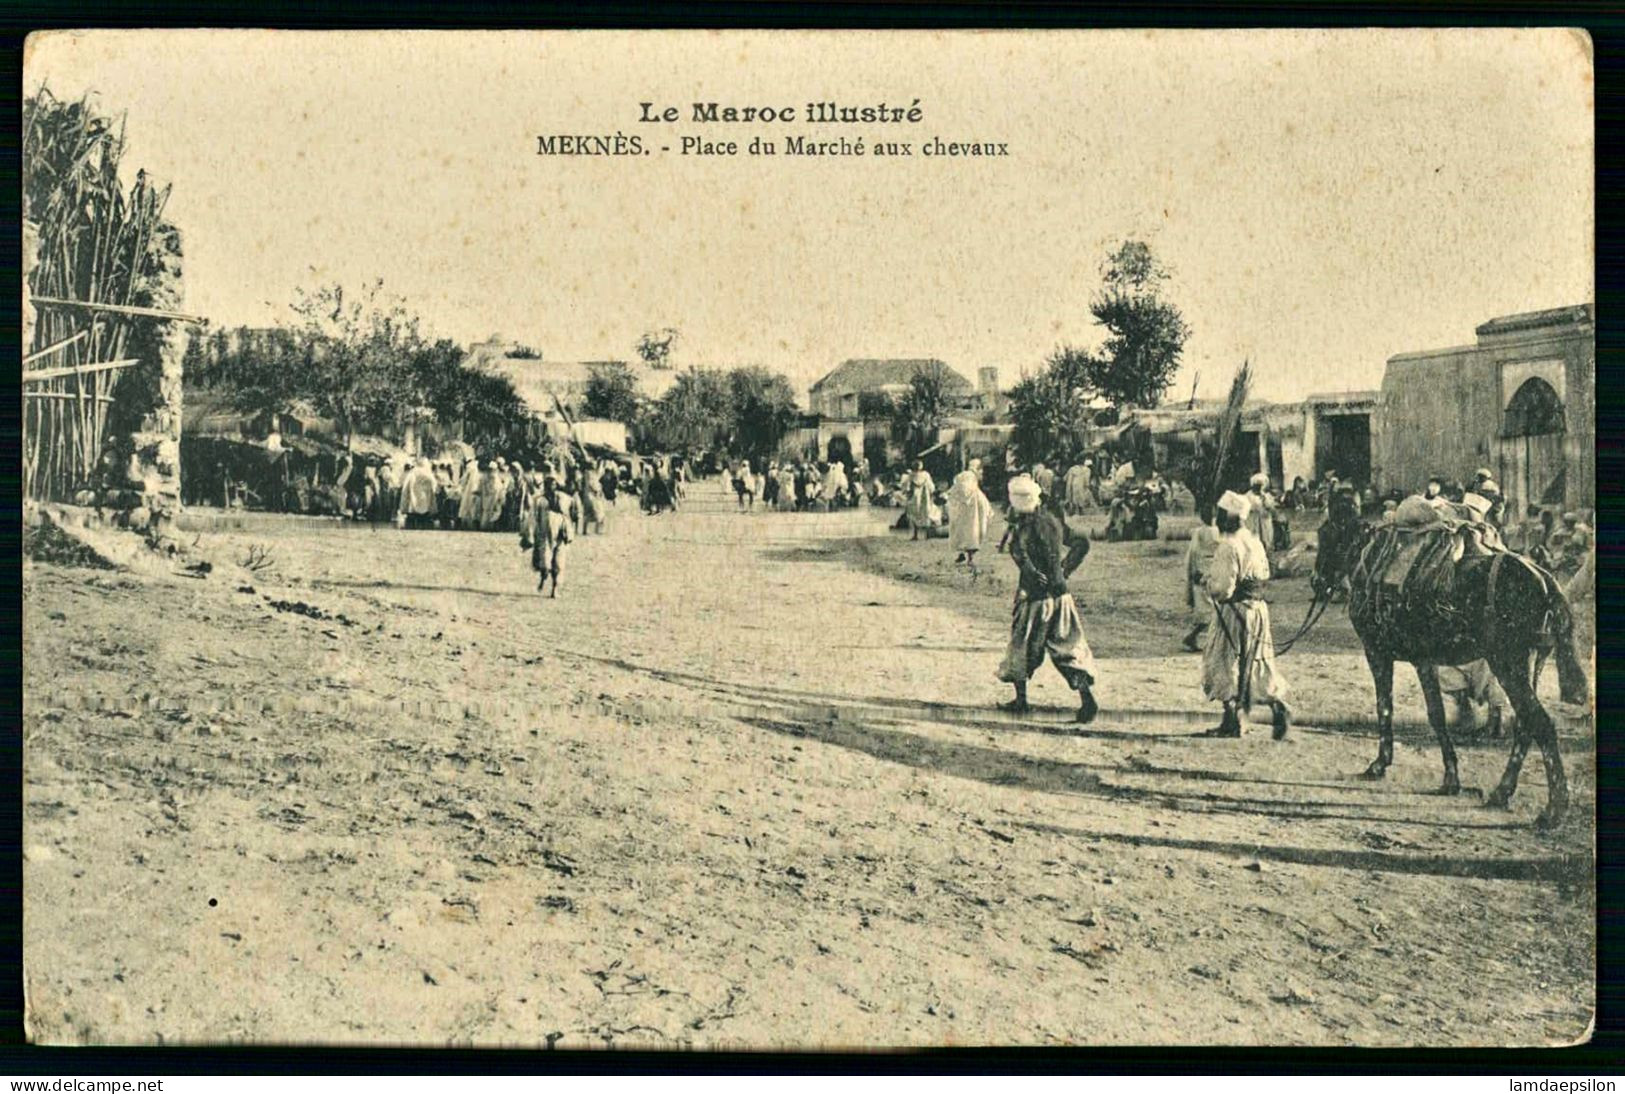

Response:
(26, 29), (1593, 405)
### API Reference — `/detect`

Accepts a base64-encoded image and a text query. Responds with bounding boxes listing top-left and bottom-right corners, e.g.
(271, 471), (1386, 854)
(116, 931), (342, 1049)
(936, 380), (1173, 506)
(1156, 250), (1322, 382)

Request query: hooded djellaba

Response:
(905, 460), (936, 540)
(947, 459), (995, 574)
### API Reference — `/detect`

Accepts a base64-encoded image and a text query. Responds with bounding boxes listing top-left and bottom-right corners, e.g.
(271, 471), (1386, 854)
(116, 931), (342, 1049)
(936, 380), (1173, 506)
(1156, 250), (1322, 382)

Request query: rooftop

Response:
(1474, 303), (1594, 341)
(1389, 303), (1594, 363)
(809, 358), (972, 394)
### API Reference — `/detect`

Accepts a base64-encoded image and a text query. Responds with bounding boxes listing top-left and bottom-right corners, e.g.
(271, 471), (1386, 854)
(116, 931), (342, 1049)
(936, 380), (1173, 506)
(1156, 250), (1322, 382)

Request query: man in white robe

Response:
(824, 460), (850, 507)
(905, 461), (935, 540)
(947, 459), (994, 576)
(1200, 491), (1291, 739)
(1244, 472), (1277, 549)
(396, 457), (439, 530)
(456, 458), (483, 528)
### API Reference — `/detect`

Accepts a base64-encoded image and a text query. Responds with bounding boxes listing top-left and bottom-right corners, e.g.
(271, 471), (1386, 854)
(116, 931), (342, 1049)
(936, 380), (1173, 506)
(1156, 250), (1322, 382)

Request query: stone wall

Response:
(68, 227), (188, 540)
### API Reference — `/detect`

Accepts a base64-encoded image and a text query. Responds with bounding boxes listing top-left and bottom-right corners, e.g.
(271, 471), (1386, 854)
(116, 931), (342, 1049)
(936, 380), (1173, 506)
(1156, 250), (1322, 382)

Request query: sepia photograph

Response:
(18, 28), (1595, 1049)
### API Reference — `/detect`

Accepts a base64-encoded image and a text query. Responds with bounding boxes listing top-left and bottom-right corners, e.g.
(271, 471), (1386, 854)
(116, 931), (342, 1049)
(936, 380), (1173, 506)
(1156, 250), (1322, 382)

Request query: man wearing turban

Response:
(997, 474), (1099, 722)
(1200, 490), (1291, 739)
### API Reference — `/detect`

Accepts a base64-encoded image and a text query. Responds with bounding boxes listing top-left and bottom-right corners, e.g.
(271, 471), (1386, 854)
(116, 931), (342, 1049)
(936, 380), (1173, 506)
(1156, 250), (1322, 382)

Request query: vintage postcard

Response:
(20, 28), (1594, 1048)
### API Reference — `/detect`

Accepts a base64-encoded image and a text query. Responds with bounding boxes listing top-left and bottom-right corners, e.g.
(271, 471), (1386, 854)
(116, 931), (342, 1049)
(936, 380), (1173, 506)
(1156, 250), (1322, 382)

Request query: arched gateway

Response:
(1499, 375), (1566, 518)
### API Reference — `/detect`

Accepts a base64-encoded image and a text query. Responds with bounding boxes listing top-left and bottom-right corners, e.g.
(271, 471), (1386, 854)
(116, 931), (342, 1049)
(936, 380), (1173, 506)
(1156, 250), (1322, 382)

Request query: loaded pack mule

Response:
(1313, 515), (1588, 829)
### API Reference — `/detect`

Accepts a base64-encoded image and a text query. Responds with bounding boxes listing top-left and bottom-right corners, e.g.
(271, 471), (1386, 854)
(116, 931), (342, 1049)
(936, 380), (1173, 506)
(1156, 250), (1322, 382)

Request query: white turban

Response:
(1007, 474), (1041, 514)
(1217, 490), (1252, 520)
(1249, 472), (1269, 489)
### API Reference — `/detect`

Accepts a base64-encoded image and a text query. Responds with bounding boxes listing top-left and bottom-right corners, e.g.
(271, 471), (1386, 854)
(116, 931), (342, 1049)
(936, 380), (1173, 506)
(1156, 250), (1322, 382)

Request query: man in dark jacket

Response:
(997, 473), (1099, 722)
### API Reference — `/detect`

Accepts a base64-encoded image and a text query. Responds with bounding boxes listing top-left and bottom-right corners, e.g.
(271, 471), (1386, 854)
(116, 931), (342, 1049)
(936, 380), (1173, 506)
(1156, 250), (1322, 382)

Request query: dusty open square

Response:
(22, 481), (1594, 1048)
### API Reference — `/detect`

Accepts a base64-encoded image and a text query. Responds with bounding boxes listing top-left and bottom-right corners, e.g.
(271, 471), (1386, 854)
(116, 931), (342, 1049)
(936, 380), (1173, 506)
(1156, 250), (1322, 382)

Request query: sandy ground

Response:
(22, 480), (1594, 1048)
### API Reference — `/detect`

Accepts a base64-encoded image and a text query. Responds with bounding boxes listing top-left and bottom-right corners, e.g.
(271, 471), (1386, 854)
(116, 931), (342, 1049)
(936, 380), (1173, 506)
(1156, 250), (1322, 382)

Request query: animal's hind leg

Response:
(1488, 653), (1566, 822)
(1554, 626), (1590, 706)
(1414, 664), (1460, 795)
(1484, 658), (1533, 811)
(1489, 654), (1569, 827)
(1362, 649), (1395, 779)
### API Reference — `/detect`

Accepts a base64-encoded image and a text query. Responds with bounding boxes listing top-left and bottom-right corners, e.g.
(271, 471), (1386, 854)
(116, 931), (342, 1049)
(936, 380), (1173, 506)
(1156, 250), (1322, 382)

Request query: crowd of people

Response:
(309, 447), (696, 597)
(726, 455), (870, 513)
(332, 450), (701, 532)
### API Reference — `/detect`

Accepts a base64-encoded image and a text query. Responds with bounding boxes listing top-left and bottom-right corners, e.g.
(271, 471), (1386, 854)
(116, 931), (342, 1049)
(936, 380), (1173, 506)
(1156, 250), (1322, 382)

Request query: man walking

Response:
(529, 477), (575, 598)
(1200, 491), (1291, 739)
(997, 473), (1099, 723)
(947, 458), (995, 578)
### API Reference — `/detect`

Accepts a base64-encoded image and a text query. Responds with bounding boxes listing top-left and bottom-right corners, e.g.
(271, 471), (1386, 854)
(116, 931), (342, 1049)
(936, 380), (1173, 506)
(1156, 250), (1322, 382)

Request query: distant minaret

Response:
(978, 366), (1000, 409)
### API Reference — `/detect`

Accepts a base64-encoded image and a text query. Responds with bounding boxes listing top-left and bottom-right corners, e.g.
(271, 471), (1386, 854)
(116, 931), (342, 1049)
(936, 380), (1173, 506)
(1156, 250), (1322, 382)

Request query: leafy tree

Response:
(201, 326), (303, 418)
(274, 279), (424, 442)
(583, 361), (642, 425)
(459, 366), (534, 454)
(207, 281), (536, 452)
(727, 366), (799, 462)
(1080, 240), (1190, 411)
(890, 364), (953, 458)
(651, 367), (732, 452)
(856, 391), (895, 420)
(506, 344), (541, 360)
(636, 327), (680, 370)
(1004, 240), (1189, 467)
(1006, 347), (1095, 466)
(406, 337), (475, 428)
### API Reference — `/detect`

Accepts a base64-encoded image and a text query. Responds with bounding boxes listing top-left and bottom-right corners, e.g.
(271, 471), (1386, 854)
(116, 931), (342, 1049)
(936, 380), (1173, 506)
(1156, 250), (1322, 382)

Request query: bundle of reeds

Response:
(23, 86), (174, 501)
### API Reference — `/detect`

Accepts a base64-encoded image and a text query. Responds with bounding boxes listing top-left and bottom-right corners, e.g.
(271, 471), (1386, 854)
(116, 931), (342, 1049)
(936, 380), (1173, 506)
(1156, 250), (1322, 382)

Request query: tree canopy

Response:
(1084, 240), (1191, 410)
(650, 367), (732, 452)
(727, 367), (799, 462)
(198, 280), (534, 453)
(583, 361), (642, 426)
(1007, 239), (1191, 466)
(1006, 347), (1095, 467)
(856, 391), (896, 420)
(889, 364), (953, 458)
(635, 327), (679, 370)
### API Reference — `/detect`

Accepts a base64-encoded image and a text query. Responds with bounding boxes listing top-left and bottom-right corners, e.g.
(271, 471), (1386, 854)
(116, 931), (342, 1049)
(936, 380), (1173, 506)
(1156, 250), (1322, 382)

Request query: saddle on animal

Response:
(1370, 525), (1461, 597)
(1365, 507), (1519, 608)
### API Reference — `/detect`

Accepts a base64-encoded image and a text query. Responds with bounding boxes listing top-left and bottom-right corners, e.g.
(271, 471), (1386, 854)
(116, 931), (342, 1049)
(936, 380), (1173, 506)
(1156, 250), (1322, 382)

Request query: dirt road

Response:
(22, 481), (1594, 1047)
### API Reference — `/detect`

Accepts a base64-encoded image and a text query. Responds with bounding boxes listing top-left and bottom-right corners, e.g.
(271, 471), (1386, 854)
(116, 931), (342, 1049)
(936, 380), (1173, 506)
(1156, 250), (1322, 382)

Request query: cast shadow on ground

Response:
(566, 652), (1196, 745)
(565, 651), (1567, 754)
(732, 711), (1589, 873)
(1011, 816), (1589, 887)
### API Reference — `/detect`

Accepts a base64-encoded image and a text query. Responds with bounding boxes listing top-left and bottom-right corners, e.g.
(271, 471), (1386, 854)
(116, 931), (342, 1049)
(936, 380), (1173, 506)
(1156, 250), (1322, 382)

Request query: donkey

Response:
(1313, 518), (1588, 829)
